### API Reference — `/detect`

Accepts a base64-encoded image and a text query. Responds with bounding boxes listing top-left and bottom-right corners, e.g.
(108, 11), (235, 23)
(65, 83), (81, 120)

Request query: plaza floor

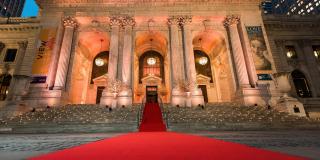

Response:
(0, 131), (319, 160)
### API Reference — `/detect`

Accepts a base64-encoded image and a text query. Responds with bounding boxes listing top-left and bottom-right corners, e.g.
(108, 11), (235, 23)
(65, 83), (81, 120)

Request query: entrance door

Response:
(146, 86), (158, 103)
(96, 86), (105, 104)
(199, 85), (208, 103)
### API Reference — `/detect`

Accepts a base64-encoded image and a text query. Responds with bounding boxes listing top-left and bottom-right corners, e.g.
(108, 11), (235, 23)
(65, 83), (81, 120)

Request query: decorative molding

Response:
(168, 15), (192, 26)
(63, 16), (78, 28)
(223, 15), (240, 27)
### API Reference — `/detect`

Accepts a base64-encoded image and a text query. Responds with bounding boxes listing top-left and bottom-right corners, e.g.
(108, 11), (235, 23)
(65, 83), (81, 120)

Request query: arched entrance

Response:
(192, 31), (235, 103)
(134, 31), (170, 103)
(69, 31), (110, 104)
(139, 50), (165, 103)
(0, 74), (12, 101)
(291, 70), (312, 98)
(194, 50), (213, 103)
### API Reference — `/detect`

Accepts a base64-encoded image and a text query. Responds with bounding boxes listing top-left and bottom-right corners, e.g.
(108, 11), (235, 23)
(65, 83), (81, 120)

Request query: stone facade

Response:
(0, 1), (319, 118)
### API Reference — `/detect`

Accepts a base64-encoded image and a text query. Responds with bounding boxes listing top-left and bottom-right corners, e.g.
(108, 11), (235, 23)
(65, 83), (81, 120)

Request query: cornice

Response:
(36, 0), (262, 8)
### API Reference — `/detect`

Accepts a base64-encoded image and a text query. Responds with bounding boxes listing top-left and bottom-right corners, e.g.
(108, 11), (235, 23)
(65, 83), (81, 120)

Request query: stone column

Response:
(54, 17), (77, 90)
(118, 17), (135, 107)
(181, 16), (204, 107)
(224, 15), (250, 88)
(7, 41), (29, 101)
(168, 16), (186, 107)
(108, 17), (121, 81)
(47, 21), (64, 89)
(100, 17), (121, 107)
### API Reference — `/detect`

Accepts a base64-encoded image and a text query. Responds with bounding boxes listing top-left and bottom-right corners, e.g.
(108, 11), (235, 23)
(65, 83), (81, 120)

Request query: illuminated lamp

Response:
(147, 57), (157, 66)
(95, 58), (105, 66)
(199, 57), (208, 65)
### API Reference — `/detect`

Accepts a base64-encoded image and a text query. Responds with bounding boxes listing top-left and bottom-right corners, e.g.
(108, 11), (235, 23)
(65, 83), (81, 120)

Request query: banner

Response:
(246, 26), (272, 72)
(31, 28), (57, 81)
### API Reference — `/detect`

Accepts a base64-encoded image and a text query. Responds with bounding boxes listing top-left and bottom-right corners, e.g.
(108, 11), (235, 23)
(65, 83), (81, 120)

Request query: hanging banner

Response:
(246, 26), (272, 73)
(31, 28), (57, 83)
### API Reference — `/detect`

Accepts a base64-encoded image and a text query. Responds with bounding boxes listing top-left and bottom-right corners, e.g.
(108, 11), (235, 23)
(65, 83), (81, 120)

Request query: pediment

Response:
(141, 75), (162, 85)
(196, 74), (211, 84)
(93, 74), (108, 86)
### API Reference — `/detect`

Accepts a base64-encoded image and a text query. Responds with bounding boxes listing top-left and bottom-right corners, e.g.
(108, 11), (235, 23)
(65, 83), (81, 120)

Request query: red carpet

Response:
(29, 103), (307, 160)
(29, 132), (307, 160)
(139, 103), (166, 132)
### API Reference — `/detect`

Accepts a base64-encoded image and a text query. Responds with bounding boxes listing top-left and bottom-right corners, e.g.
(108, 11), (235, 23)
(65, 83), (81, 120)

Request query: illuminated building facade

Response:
(1, 0), (320, 118)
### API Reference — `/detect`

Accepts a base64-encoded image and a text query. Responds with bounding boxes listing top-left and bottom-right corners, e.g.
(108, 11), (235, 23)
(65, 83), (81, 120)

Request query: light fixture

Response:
(199, 57), (208, 65)
(147, 57), (157, 66)
(286, 51), (294, 58)
(95, 58), (105, 66)
(95, 39), (105, 67)
(314, 50), (320, 59)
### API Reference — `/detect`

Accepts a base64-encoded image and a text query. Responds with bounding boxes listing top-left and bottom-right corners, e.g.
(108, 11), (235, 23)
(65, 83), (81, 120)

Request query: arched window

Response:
(194, 50), (213, 83)
(139, 51), (164, 83)
(292, 70), (312, 98)
(0, 74), (12, 101)
(91, 51), (109, 84)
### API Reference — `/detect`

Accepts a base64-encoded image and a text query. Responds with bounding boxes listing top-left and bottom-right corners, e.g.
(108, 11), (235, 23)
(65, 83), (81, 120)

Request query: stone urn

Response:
(273, 72), (292, 98)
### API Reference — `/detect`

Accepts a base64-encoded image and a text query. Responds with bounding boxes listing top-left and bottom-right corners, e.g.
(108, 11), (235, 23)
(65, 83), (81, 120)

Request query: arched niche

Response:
(291, 70), (312, 98)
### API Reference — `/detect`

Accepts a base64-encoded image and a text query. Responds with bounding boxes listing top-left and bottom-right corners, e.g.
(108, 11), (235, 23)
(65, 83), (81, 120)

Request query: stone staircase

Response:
(164, 103), (320, 131)
(1, 103), (320, 133)
(0, 104), (140, 134)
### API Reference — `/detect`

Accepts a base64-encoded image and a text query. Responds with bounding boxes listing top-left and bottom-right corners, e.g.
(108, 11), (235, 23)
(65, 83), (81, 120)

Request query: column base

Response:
(100, 91), (117, 108)
(171, 88), (185, 107)
(191, 88), (205, 107)
(117, 89), (133, 107)
(275, 96), (307, 117)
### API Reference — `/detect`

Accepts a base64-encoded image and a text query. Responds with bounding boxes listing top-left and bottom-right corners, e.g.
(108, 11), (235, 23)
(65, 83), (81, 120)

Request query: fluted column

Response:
(108, 17), (121, 81)
(121, 17), (135, 86)
(224, 15), (250, 88)
(181, 16), (197, 89)
(180, 16), (204, 107)
(54, 17), (77, 90)
(168, 17), (185, 85)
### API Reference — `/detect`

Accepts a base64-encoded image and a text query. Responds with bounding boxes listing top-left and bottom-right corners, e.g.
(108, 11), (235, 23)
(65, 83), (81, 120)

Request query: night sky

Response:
(21, 0), (39, 17)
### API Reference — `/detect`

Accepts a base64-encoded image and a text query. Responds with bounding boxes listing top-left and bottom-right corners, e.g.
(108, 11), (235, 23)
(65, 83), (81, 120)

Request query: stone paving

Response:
(0, 131), (319, 160)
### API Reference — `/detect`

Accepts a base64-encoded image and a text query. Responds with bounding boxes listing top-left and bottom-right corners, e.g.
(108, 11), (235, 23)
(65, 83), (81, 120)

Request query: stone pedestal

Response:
(171, 88), (185, 107)
(117, 89), (132, 107)
(191, 88), (205, 107)
(276, 96), (306, 117)
(273, 72), (307, 117)
(100, 91), (115, 108)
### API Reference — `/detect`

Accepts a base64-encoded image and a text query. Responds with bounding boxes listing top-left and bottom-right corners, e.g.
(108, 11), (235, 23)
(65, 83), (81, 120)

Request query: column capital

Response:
(63, 16), (78, 28)
(122, 16), (136, 27)
(17, 40), (28, 49)
(223, 15), (240, 27)
(168, 15), (192, 26)
(109, 16), (122, 26)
